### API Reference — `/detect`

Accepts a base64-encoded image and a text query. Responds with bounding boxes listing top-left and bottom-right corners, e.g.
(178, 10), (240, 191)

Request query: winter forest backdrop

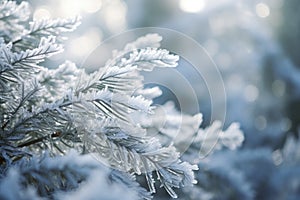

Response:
(1, 0), (300, 199)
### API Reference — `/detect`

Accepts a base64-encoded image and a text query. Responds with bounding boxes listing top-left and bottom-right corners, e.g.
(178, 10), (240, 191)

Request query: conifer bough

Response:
(0, 1), (244, 199)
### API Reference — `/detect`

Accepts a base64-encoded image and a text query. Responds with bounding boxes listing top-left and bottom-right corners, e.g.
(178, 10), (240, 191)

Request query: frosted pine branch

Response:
(11, 37), (63, 68)
(195, 121), (244, 156)
(0, 1), (30, 42)
(0, 151), (149, 200)
(0, 1), (246, 199)
(108, 33), (163, 67)
(106, 33), (179, 71)
(76, 65), (143, 95)
(84, 123), (198, 198)
(28, 17), (81, 36)
(37, 61), (84, 101)
(122, 33), (162, 52)
(12, 16), (81, 50)
(135, 86), (163, 100)
(110, 170), (152, 200)
(0, 1), (29, 21)
(0, 36), (62, 85)
(116, 48), (179, 71)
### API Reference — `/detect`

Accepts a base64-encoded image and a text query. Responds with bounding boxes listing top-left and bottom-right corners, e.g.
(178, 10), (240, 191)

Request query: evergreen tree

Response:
(0, 1), (244, 199)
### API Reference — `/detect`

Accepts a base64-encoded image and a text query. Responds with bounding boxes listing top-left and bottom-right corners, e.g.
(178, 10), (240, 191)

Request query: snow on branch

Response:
(0, 151), (148, 200)
(11, 37), (63, 68)
(76, 64), (143, 95)
(106, 33), (178, 71)
(0, 36), (62, 86)
(79, 89), (153, 121)
(12, 16), (81, 50)
(122, 33), (162, 52)
(0, 1), (29, 22)
(84, 122), (198, 198)
(195, 121), (244, 157)
(28, 17), (81, 35)
(109, 33), (163, 66)
(0, 1), (30, 42)
(116, 48), (179, 71)
(0, 1), (246, 199)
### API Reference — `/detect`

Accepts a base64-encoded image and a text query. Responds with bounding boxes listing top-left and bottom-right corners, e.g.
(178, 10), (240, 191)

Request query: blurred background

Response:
(27, 0), (300, 199)
(28, 0), (300, 147)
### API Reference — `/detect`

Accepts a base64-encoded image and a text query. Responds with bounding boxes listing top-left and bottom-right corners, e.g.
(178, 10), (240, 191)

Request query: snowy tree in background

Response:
(122, 1), (300, 199)
(0, 1), (244, 199)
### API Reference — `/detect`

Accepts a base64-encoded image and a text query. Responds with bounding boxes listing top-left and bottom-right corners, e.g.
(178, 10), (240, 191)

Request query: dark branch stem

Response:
(17, 132), (61, 148)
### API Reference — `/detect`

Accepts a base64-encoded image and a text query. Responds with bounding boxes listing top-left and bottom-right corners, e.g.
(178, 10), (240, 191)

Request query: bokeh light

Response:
(244, 85), (259, 102)
(69, 28), (103, 57)
(101, 0), (127, 33)
(272, 149), (283, 165)
(59, 0), (102, 16)
(256, 3), (270, 18)
(33, 7), (51, 20)
(179, 0), (206, 13)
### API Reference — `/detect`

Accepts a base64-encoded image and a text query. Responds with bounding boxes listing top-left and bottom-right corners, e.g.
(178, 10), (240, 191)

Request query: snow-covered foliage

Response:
(0, 1), (244, 199)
